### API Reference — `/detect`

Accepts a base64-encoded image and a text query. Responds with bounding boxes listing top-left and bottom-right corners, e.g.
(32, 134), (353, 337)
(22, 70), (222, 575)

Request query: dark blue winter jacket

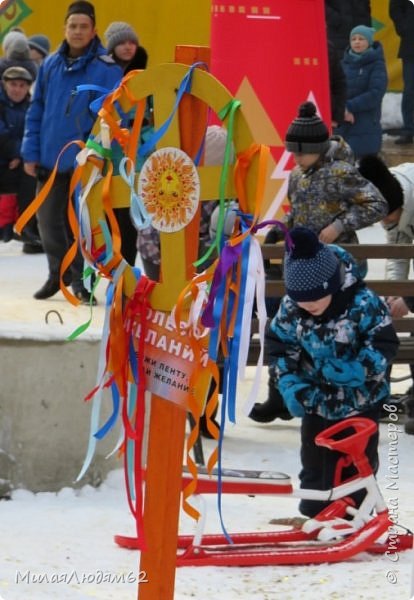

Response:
(335, 41), (387, 158)
(21, 37), (122, 173)
(0, 87), (30, 167)
(267, 246), (399, 420)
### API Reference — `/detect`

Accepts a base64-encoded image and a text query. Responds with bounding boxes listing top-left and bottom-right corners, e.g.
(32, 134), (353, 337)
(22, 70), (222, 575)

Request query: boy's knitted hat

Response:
(284, 227), (341, 302)
(65, 1), (95, 24)
(2, 65), (33, 83)
(28, 34), (51, 58)
(104, 21), (139, 55)
(350, 25), (375, 46)
(358, 155), (404, 215)
(285, 101), (330, 155)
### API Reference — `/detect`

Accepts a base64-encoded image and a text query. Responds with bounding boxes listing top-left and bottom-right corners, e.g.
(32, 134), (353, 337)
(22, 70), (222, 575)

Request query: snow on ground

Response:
(381, 92), (403, 131)
(0, 387), (413, 600)
(1, 225), (413, 600)
(0, 95), (413, 599)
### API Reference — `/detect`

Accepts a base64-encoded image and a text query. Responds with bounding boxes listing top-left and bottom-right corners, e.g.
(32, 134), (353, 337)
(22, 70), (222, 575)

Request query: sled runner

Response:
(115, 417), (413, 566)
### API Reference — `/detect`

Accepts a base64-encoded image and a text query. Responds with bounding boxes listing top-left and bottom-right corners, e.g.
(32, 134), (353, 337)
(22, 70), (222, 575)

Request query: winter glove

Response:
(321, 358), (365, 387)
(278, 374), (308, 417)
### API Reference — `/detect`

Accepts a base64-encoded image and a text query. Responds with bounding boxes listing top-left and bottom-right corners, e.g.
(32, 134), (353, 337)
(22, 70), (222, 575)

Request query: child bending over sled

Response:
(266, 227), (399, 517)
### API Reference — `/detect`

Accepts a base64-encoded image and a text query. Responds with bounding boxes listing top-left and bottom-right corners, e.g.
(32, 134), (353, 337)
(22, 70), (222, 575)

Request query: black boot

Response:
(22, 239), (44, 254)
(34, 273), (72, 300)
(394, 135), (413, 145)
(249, 377), (293, 423)
(72, 285), (97, 306)
(2, 223), (14, 243)
(34, 278), (61, 300)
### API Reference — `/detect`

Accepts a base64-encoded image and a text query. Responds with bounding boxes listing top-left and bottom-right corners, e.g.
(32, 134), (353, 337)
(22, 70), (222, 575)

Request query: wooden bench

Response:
(193, 243), (414, 465)
(248, 243), (414, 365)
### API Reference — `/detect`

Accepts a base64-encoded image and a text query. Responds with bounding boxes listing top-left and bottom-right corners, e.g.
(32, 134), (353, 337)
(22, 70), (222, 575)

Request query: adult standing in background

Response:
(325, 0), (371, 56)
(327, 40), (347, 127)
(0, 31), (39, 252)
(27, 34), (51, 67)
(20, 34), (51, 254)
(104, 21), (149, 266)
(335, 25), (387, 158)
(0, 31), (37, 82)
(21, 1), (122, 303)
(104, 21), (148, 73)
(389, 0), (414, 144)
(0, 66), (33, 243)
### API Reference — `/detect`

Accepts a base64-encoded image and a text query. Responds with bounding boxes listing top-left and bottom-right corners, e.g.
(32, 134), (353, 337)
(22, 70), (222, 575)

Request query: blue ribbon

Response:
(138, 62), (208, 158)
(76, 81), (122, 115)
(119, 157), (152, 229)
(94, 382), (120, 440)
(227, 233), (251, 423)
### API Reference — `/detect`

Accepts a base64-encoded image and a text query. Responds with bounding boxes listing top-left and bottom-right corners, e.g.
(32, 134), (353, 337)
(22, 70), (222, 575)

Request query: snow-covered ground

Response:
(0, 94), (413, 600)
(381, 92), (403, 131)
(1, 222), (413, 600)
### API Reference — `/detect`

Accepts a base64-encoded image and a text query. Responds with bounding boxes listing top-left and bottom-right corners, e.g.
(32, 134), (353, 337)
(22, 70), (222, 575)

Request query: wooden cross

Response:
(83, 46), (259, 599)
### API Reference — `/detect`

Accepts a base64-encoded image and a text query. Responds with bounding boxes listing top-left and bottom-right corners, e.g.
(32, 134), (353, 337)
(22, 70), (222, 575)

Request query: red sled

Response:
(115, 417), (413, 565)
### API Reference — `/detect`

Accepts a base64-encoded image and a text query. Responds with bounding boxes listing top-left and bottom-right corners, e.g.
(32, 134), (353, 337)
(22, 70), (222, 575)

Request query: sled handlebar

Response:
(315, 417), (377, 477)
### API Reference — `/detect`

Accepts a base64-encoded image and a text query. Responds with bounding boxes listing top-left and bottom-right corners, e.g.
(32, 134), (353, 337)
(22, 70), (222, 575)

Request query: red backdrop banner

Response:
(210, 0), (330, 218)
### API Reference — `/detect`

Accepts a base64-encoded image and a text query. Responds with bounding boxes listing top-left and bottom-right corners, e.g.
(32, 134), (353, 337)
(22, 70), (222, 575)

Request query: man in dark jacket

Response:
(0, 66), (32, 242)
(21, 1), (122, 303)
(389, 0), (414, 144)
(325, 1), (371, 56)
(328, 40), (346, 127)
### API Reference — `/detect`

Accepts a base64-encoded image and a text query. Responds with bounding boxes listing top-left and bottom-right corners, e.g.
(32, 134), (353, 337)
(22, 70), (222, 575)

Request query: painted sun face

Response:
(158, 169), (182, 202)
(139, 148), (200, 232)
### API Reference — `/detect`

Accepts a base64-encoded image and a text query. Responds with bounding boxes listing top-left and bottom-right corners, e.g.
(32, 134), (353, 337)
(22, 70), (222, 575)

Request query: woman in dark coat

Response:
(335, 25), (387, 158)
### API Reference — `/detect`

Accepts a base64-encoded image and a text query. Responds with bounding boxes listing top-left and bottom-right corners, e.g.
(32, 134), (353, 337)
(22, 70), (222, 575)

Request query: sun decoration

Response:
(138, 147), (200, 233)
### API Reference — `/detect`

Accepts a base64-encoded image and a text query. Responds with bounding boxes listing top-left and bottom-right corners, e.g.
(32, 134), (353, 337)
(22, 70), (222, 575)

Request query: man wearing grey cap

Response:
(0, 65), (33, 242)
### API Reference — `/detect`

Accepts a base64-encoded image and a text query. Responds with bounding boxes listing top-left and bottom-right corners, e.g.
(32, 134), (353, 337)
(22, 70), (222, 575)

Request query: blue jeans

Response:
(402, 58), (414, 135)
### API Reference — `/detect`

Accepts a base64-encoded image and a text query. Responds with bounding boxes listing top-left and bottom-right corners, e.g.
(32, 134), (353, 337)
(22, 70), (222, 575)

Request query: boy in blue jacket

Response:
(267, 227), (399, 517)
(21, 1), (122, 303)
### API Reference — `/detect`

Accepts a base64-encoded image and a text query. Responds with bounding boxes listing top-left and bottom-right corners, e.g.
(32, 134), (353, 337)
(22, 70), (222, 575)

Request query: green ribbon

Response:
(85, 138), (112, 159)
(194, 98), (241, 268)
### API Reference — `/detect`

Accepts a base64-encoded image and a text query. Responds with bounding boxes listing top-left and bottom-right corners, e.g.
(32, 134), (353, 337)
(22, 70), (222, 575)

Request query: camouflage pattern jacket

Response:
(286, 136), (388, 244)
(267, 245), (399, 420)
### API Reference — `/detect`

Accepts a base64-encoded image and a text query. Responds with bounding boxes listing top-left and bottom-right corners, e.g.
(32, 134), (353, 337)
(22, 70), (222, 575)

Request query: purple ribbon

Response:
(252, 219), (294, 251)
(201, 243), (242, 328)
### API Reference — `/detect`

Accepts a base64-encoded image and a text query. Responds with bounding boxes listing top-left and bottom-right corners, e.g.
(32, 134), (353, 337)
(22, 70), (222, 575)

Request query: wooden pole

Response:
(137, 46), (210, 600)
